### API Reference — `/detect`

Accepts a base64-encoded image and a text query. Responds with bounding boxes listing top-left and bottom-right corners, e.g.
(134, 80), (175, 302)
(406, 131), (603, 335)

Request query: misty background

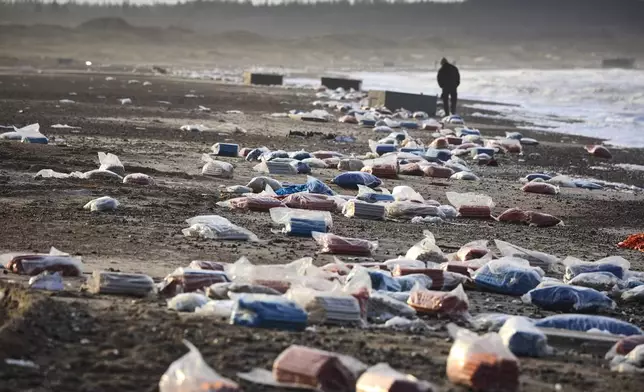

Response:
(0, 0), (642, 70)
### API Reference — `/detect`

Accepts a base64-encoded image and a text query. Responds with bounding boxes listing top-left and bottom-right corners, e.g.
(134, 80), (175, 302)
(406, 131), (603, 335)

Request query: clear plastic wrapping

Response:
(356, 363), (435, 392)
(87, 271), (156, 297)
(188, 260), (227, 271)
(496, 208), (529, 224)
(407, 284), (469, 316)
(455, 240), (490, 262)
(285, 287), (362, 326)
(83, 196), (119, 212)
(494, 240), (561, 271)
(610, 345), (644, 373)
(159, 267), (230, 296)
(367, 291), (417, 321)
(392, 186), (424, 203)
(246, 176), (282, 193)
(167, 293), (209, 312)
(446, 192), (494, 219)
(28, 271), (64, 291)
(405, 230), (448, 263)
(446, 325), (519, 392)
(606, 336), (644, 359)
(123, 173), (155, 185)
(421, 164), (454, 179)
(498, 316), (550, 357)
(283, 193), (336, 212)
(361, 162), (398, 179)
(338, 158), (365, 171)
(357, 185), (394, 203)
(271, 207), (333, 228)
(563, 256), (629, 281)
(312, 232), (378, 256)
(343, 199), (386, 220)
(385, 201), (443, 220)
(182, 215), (259, 241)
(159, 340), (240, 392)
(622, 285), (644, 302)
(473, 258), (542, 296)
(585, 145), (612, 159)
(399, 162), (425, 176)
(332, 171), (382, 190)
(231, 294), (308, 331)
(98, 152), (125, 176)
(567, 271), (621, 291)
(217, 196), (283, 212)
(202, 160), (234, 178)
(533, 314), (643, 336)
(3, 248), (82, 276)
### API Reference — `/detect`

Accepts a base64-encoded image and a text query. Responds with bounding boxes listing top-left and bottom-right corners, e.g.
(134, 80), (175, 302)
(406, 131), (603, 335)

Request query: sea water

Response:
(290, 69), (644, 148)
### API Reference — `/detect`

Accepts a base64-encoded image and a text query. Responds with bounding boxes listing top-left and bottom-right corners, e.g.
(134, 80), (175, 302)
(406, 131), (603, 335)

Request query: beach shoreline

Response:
(1, 69), (644, 391)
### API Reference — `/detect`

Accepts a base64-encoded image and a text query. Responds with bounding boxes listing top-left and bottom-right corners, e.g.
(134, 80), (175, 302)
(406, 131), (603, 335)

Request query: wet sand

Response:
(1, 70), (644, 392)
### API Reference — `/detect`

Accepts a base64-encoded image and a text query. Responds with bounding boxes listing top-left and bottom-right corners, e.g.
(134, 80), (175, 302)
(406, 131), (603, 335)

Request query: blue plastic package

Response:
(284, 217), (327, 237)
(22, 136), (49, 144)
(473, 259), (541, 296)
(457, 127), (479, 136)
(357, 192), (395, 203)
(360, 119), (376, 127)
(524, 285), (615, 312)
(499, 316), (549, 357)
(306, 176), (335, 196)
(470, 147), (496, 157)
(289, 151), (312, 160)
(565, 262), (625, 280)
(369, 271), (401, 292)
(574, 179), (603, 190)
(401, 147), (425, 154)
(231, 294), (308, 331)
(245, 148), (264, 161)
(295, 162), (311, 174)
(275, 184), (307, 196)
(400, 121), (418, 129)
(212, 143), (239, 157)
(264, 150), (289, 161)
(374, 144), (396, 155)
(332, 172), (382, 190)
(526, 173), (552, 181)
(534, 314), (643, 336)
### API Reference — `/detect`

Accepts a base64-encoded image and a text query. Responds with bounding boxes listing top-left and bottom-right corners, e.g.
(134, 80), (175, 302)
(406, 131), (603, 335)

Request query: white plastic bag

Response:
(405, 230), (448, 263)
(98, 152), (125, 176)
(392, 185), (424, 203)
(202, 160), (233, 179)
(446, 191), (494, 218)
(159, 340), (240, 392)
(622, 285), (644, 302)
(246, 176), (282, 193)
(167, 293), (209, 312)
(498, 316), (550, 357)
(83, 196), (119, 212)
(123, 173), (155, 185)
(182, 215), (259, 242)
(451, 171), (479, 181)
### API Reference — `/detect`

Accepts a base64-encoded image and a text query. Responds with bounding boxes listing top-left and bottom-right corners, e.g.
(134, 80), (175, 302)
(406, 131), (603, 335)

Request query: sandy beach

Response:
(1, 68), (644, 392)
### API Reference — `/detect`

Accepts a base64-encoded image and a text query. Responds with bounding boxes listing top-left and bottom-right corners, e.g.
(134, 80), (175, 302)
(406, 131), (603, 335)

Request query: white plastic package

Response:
(385, 201), (444, 220)
(270, 207), (333, 229)
(159, 340), (240, 392)
(246, 176), (282, 193)
(622, 285), (644, 302)
(167, 293), (209, 312)
(98, 152), (125, 176)
(182, 215), (259, 242)
(405, 230), (448, 263)
(83, 196), (119, 212)
(202, 160), (234, 179)
(567, 272), (621, 291)
(451, 171), (479, 181)
(392, 185), (424, 203)
(494, 239), (561, 271)
(123, 173), (155, 185)
(610, 345), (644, 373)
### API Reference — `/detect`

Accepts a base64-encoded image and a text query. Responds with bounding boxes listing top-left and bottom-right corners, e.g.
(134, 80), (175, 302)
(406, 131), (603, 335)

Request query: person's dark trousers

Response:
(441, 89), (458, 116)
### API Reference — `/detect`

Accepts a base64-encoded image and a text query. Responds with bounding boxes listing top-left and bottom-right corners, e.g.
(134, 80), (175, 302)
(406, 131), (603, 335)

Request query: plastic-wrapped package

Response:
(4, 248), (82, 276)
(202, 160), (234, 178)
(534, 314), (643, 335)
(271, 207), (332, 228)
(98, 152), (125, 176)
(446, 192), (494, 219)
(159, 267), (230, 296)
(395, 273), (434, 291)
(469, 313), (515, 332)
(368, 292), (418, 321)
(385, 201), (443, 220)
(302, 158), (328, 168)
(525, 211), (563, 227)
(246, 176), (282, 193)
(361, 162), (398, 179)
(407, 285), (469, 316)
(231, 294), (308, 331)
(451, 171), (479, 181)
(563, 256), (629, 281)
(391, 186), (423, 203)
(289, 151), (313, 160)
(522, 285), (615, 312)
(28, 271), (64, 291)
(535, 277), (565, 289)
(521, 138), (539, 145)
(182, 215), (259, 241)
(522, 182), (559, 195)
(226, 185), (252, 194)
(272, 345), (358, 391)
(159, 340), (240, 392)
(304, 175), (334, 196)
(168, 293), (209, 312)
(393, 267), (444, 289)
(283, 193), (336, 212)
(207, 282), (281, 299)
(339, 115), (358, 124)
(123, 173), (155, 185)
(357, 185), (394, 203)
(368, 270), (402, 292)
(585, 145), (612, 159)
(343, 199), (386, 220)
(405, 230), (448, 263)
(195, 300), (235, 319)
(83, 196), (119, 212)
(422, 165), (454, 179)
(446, 326), (519, 392)
(217, 196), (283, 212)
(473, 258), (542, 296)
(87, 271), (156, 297)
(399, 162), (425, 176)
(456, 240), (490, 262)
(547, 175), (577, 188)
(429, 137), (449, 149)
(499, 316), (550, 357)
(496, 208), (529, 223)
(285, 287), (362, 326)
(606, 336), (644, 359)
(338, 158), (364, 171)
(610, 345), (644, 373)
(81, 169), (124, 181)
(383, 258), (425, 270)
(188, 260), (226, 271)
(211, 143), (239, 157)
(494, 240), (561, 271)
(356, 363), (435, 392)
(332, 171), (382, 190)
(567, 271), (621, 291)
(312, 232), (378, 256)
(622, 285), (644, 302)
(246, 147), (269, 162)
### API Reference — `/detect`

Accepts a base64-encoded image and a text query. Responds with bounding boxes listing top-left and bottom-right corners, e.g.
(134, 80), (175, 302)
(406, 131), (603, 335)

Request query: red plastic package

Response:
(283, 193), (336, 212)
(159, 268), (230, 296)
(188, 260), (227, 271)
(522, 182), (559, 195)
(226, 196), (284, 212)
(525, 211), (563, 227)
(5, 254), (82, 276)
(446, 136), (463, 146)
(399, 163), (424, 176)
(407, 285), (469, 316)
(429, 137), (449, 149)
(422, 165), (454, 179)
(496, 208), (529, 223)
(313, 232), (378, 256)
(362, 163), (398, 179)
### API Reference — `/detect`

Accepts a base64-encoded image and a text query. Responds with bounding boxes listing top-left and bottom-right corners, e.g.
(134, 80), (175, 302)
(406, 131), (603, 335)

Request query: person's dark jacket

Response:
(437, 62), (460, 90)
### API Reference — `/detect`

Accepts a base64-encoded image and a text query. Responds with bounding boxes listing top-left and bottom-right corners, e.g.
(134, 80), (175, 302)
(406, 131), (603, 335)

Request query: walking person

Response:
(437, 58), (460, 116)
